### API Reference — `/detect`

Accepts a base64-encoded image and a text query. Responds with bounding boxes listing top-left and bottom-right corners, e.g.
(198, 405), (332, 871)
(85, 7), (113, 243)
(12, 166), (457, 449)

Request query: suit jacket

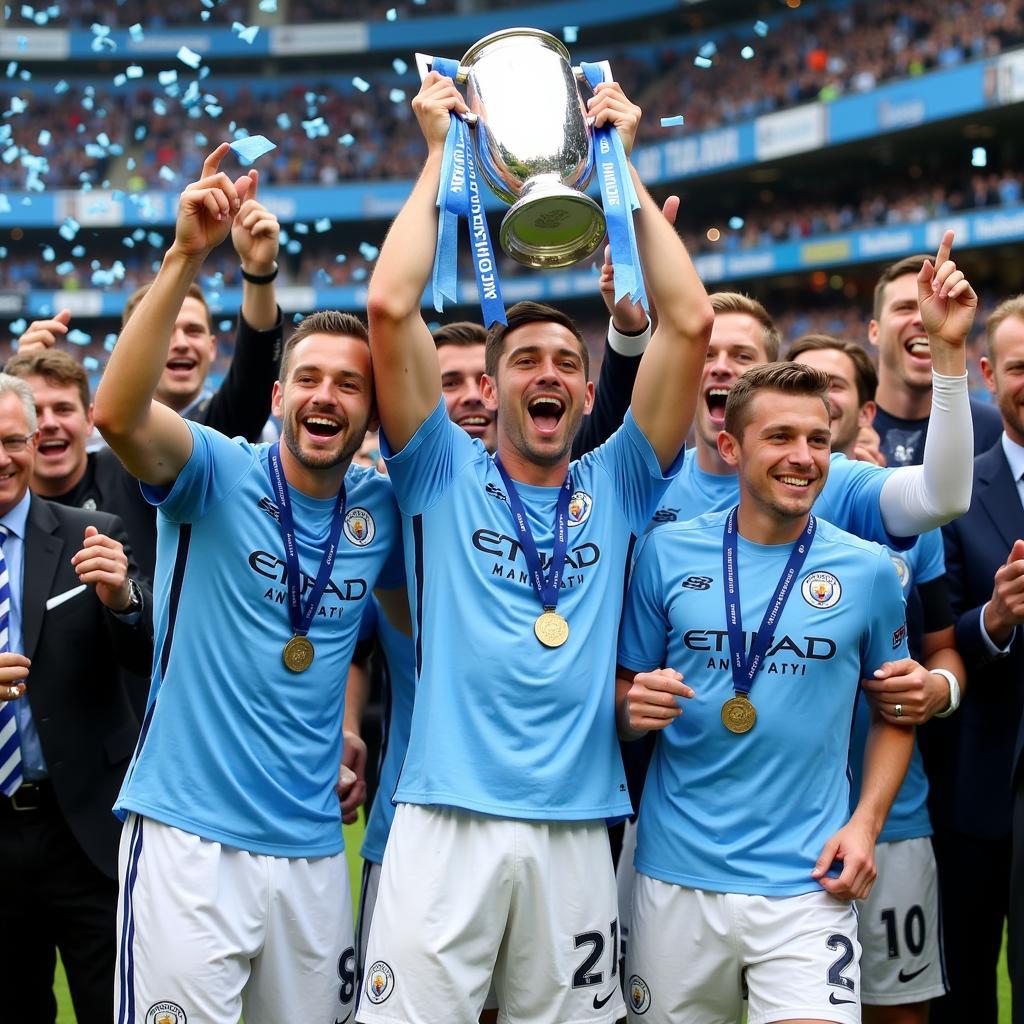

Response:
(24, 495), (153, 878)
(927, 438), (1024, 838)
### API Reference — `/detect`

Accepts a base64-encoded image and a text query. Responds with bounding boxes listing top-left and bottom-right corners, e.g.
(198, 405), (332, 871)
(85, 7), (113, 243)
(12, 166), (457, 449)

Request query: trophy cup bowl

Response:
(456, 28), (607, 269)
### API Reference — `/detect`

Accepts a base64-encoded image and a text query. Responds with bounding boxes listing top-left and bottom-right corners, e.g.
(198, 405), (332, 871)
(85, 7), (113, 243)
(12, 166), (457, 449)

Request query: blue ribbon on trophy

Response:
(580, 61), (648, 312)
(431, 55), (507, 328)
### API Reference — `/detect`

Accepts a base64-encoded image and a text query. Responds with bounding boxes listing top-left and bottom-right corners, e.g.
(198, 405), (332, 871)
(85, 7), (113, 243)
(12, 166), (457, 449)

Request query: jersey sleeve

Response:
(583, 410), (684, 535)
(140, 420), (254, 523)
(911, 528), (945, 586)
(380, 398), (478, 516)
(861, 547), (911, 674)
(815, 456), (912, 550)
(617, 531), (671, 673)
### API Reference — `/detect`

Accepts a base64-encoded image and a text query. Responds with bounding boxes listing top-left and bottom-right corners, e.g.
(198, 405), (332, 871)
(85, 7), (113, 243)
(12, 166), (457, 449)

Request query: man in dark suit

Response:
(936, 295), (1024, 1023)
(0, 372), (153, 1023)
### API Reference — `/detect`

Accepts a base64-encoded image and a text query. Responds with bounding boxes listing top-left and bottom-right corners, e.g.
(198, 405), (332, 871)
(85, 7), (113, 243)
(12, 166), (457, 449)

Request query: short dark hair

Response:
(710, 292), (781, 361)
(985, 295), (1024, 361)
(5, 347), (91, 412)
(785, 334), (878, 407)
(873, 255), (927, 320)
(433, 321), (487, 349)
(484, 301), (589, 379)
(123, 280), (213, 332)
(724, 361), (830, 440)
(280, 310), (369, 381)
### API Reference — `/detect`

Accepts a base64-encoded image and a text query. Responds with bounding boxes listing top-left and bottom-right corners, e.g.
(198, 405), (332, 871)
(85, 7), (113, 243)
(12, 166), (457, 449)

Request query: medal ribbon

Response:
(267, 442), (347, 639)
(493, 457), (572, 612)
(431, 56), (507, 328)
(722, 506), (815, 698)
(580, 62), (647, 311)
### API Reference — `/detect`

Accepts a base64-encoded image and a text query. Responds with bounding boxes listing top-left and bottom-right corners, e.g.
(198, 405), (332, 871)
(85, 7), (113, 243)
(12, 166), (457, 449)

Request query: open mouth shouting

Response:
(705, 386), (730, 427)
(905, 334), (931, 364)
(37, 437), (70, 461)
(527, 394), (567, 438)
(165, 355), (198, 380)
(302, 414), (344, 444)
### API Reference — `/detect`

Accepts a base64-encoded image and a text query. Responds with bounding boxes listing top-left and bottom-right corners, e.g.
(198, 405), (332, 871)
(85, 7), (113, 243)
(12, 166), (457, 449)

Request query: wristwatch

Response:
(121, 578), (143, 615)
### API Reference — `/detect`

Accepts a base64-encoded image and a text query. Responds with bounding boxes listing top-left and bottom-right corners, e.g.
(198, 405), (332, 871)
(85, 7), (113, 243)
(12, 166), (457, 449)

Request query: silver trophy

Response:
(417, 28), (607, 269)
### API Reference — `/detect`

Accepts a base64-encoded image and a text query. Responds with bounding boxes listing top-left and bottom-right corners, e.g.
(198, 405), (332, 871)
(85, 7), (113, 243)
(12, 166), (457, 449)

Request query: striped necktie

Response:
(0, 525), (22, 796)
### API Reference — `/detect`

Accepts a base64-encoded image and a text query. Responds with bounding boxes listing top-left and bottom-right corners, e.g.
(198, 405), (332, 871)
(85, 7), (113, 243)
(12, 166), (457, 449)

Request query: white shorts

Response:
(115, 814), (356, 1024)
(627, 872), (862, 1024)
(356, 803), (626, 1024)
(856, 837), (947, 1005)
(615, 818), (638, 968)
(356, 858), (383, 983)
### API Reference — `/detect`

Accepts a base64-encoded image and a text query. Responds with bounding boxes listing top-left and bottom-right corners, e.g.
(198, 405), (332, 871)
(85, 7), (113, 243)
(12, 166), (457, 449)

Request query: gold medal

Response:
(283, 635), (315, 673)
(721, 695), (756, 734)
(534, 610), (569, 648)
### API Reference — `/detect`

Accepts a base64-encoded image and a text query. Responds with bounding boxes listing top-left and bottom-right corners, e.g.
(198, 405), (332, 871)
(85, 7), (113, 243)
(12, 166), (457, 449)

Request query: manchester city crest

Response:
(628, 974), (651, 1014)
(365, 960), (395, 1004)
(889, 553), (911, 589)
(567, 489), (593, 527)
(801, 570), (842, 609)
(146, 1002), (187, 1024)
(344, 507), (376, 547)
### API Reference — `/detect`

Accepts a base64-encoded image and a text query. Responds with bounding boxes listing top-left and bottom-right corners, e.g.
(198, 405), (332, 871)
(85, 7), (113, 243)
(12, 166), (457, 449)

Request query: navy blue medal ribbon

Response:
(580, 62), (647, 312)
(267, 442), (347, 670)
(722, 506), (815, 710)
(493, 457), (573, 642)
(431, 56), (506, 328)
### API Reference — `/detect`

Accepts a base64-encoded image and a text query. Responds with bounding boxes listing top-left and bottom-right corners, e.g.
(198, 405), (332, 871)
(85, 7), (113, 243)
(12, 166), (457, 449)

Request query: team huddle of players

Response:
(89, 75), (991, 1024)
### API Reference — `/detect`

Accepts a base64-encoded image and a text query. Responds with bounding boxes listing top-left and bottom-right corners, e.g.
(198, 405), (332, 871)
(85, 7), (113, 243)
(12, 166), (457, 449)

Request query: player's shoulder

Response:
(826, 450), (888, 480)
(639, 509), (728, 551)
(813, 517), (892, 574)
(345, 461), (395, 499)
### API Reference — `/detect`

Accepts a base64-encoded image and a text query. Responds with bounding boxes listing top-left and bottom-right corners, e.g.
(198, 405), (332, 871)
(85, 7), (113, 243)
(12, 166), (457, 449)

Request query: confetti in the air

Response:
(359, 242), (380, 261)
(741, 46), (755, 60)
(58, 216), (80, 241)
(389, 88), (406, 104)
(660, 115), (685, 128)
(352, 76), (370, 92)
(385, 7), (397, 20)
(232, 22), (260, 44)
(729, 216), (745, 229)
(158, 165), (176, 182)
(177, 45), (202, 69)
(754, 20), (769, 37)
(258, 0), (277, 10)
(699, 41), (717, 58)
(229, 135), (277, 163)
(972, 146), (988, 168)
(694, 56), (713, 69)
(338, 133), (355, 147)
(129, 22), (144, 41)
(563, 25), (578, 44)
(126, 64), (143, 79)
(315, 217), (331, 232)
(83, 356), (100, 372)
(67, 329), (91, 346)
(393, 58), (408, 74)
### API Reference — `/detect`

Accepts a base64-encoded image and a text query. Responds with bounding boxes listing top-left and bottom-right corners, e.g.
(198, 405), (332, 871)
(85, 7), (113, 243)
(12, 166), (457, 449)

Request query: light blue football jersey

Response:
(360, 599), (416, 865)
(651, 448), (906, 547)
(381, 398), (680, 820)
(618, 510), (909, 896)
(114, 422), (403, 857)
(849, 529), (945, 842)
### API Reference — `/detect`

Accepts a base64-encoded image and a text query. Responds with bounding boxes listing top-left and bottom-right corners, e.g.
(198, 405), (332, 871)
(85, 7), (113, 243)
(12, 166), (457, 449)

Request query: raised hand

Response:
(172, 144), (254, 260)
(917, 230), (978, 350)
(412, 72), (469, 153)
(588, 81), (642, 156)
(15, 309), (71, 354)
(231, 170), (280, 274)
(70, 526), (132, 612)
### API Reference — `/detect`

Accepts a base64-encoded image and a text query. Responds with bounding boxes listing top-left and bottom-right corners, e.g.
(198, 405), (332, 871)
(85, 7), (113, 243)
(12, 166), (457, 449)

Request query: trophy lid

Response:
(460, 28), (571, 70)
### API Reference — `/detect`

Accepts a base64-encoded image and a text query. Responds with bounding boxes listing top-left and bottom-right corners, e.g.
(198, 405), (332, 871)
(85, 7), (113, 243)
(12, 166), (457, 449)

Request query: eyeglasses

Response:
(0, 435), (35, 454)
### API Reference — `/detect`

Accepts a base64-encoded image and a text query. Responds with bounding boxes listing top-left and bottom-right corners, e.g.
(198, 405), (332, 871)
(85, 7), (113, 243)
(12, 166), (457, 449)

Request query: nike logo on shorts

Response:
(593, 991), (615, 1010)
(335, 1011), (353, 1024)
(828, 992), (856, 1005)
(898, 964), (931, 983)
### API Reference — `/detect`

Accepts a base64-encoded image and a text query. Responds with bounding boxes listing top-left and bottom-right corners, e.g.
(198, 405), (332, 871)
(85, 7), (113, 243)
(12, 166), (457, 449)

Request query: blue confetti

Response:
(660, 115), (685, 128)
(338, 133), (354, 147)
(158, 69), (177, 86)
(285, 239), (302, 255)
(194, 132), (207, 146)
(9, 319), (27, 336)
(152, 98), (167, 116)
(699, 41), (717, 58)
(134, 125), (147, 141)
(122, 237), (135, 248)
(132, 228), (145, 240)
(258, 0), (277, 9)
(315, 217), (330, 232)
(359, 242), (379, 261)
(301, 117), (328, 139)
(103, 334), (118, 352)
(129, 22), (144, 41)
(126, 64), (143, 79)
(741, 46), (755, 60)
(352, 76), (370, 92)
(694, 56), (713, 69)
(83, 356), (100, 372)
(563, 25), (578, 44)
(41, 245), (54, 262)
(754, 20), (768, 37)
(58, 216), (80, 241)
(55, 260), (74, 275)
(728, 216), (745, 229)
(352, 267), (368, 282)
(37, 129), (51, 145)
(6, 62), (17, 79)
(335, 254), (347, 263)
(66, 329), (91, 346)
(386, 6), (396, 18)
(113, 73), (127, 87)
(158, 165), (176, 182)
(392, 58), (408, 74)
(177, 45), (202, 69)
(218, 319), (233, 331)
(276, 112), (291, 130)
(293, 222), (309, 234)
(292, 313), (304, 324)
(147, 232), (163, 247)
(389, 88), (406, 104)
(232, 22), (259, 44)
(71, 245), (85, 257)
(229, 135), (276, 164)
(0, 247), (6, 258)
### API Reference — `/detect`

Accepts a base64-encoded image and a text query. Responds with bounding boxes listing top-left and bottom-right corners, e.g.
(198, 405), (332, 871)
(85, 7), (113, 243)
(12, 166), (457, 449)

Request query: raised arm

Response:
(878, 231), (975, 534)
(365, 73), (468, 452)
(94, 145), (253, 486)
(588, 86), (712, 470)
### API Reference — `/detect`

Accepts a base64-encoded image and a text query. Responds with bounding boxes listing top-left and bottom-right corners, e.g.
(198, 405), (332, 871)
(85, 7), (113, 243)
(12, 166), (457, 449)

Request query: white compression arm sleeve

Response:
(878, 371), (973, 538)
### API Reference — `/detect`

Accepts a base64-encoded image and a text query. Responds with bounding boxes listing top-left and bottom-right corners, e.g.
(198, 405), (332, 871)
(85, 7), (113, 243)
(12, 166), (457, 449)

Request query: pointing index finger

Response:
(201, 143), (232, 179)
(934, 229), (954, 268)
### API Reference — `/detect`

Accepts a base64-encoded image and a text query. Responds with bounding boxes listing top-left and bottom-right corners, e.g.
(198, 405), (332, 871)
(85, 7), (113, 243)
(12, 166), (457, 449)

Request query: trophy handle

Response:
(415, 52), (477, 124)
